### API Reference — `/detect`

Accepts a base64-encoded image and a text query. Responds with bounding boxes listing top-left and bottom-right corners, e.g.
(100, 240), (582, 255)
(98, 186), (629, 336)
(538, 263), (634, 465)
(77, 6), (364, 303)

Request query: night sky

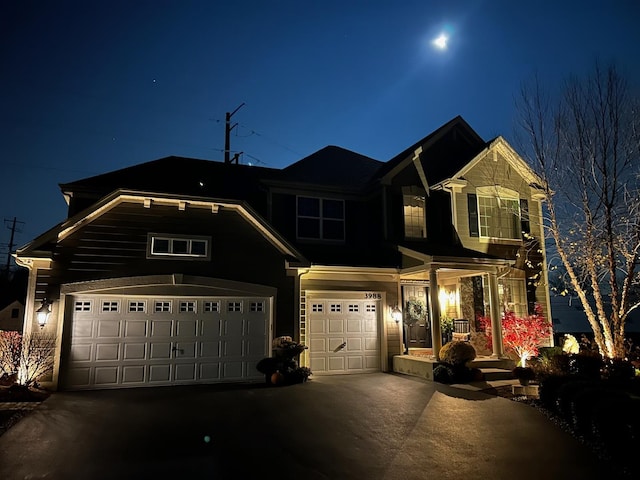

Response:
(1, 0), (639, 251)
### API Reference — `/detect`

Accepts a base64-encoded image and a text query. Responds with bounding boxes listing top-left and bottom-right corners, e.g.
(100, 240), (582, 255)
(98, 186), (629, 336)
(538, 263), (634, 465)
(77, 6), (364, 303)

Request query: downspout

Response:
(14, 256), (38, 338)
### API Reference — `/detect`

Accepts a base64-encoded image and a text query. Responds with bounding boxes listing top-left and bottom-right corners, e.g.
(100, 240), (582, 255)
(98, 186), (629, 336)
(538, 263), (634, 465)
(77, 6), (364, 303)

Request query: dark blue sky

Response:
(1, 0), (639, 249)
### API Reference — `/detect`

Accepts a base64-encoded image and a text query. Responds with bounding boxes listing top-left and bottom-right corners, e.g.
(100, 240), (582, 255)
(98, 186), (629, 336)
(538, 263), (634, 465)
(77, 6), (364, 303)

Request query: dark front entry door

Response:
(401, 284), (431, 351)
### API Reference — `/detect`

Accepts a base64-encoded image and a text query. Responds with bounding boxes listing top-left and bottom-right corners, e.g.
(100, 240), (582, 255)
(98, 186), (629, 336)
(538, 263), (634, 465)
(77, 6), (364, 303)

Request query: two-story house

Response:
(15, 116), (551, 390)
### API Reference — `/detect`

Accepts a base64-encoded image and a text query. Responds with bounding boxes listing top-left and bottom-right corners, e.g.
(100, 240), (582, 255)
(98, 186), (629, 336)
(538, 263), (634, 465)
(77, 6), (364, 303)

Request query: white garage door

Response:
(64, 294), (270, 390)
(307, 295), (380, 374)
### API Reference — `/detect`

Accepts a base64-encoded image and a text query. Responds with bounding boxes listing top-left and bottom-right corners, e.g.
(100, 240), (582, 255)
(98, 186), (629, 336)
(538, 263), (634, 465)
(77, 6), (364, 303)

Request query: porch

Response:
(392, 350), (516, 382)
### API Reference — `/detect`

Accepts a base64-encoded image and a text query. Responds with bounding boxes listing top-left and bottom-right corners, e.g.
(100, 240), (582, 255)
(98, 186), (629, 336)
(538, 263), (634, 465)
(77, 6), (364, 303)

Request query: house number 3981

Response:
(365, 293), (382, 299)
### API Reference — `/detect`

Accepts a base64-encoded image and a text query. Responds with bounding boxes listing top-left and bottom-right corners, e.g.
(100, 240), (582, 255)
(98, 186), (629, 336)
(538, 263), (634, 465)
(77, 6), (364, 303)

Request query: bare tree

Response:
(516, 63), (640, 359)
(17, 331), (57, 387)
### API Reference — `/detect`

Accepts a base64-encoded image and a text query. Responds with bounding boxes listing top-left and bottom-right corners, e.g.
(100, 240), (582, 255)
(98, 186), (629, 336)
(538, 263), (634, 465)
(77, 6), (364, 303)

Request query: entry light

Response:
(391, 305), (403, 323)
(36, 299), (51, 328)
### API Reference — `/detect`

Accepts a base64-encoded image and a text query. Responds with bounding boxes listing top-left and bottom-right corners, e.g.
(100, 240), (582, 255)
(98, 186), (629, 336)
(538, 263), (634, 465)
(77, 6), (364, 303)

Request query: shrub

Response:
(602, 358), (635, 383)
(555, 379), (596, 419)
(478, 304), (551, 367)
(439, 341), (476, 366)
(538, 374), (572, 411)
(433, 364), (454, 384)
(531, 350), (571, 377)
(568, 354), (603, 379)
(0, 331), (22, 377)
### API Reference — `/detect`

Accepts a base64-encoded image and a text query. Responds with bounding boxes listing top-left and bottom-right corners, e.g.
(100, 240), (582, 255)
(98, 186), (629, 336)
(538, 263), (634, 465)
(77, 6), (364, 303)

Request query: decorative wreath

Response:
(405, 299), (426, 324)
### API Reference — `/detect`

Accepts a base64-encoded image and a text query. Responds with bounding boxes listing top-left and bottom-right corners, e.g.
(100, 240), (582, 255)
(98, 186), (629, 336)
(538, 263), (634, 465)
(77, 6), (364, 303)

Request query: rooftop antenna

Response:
(224, 102), (245, 164)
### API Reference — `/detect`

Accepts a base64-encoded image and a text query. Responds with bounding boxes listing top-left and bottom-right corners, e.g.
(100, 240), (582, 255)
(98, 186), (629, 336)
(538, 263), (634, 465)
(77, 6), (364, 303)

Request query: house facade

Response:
(15, 116), (552, 390)
(0, 299), (24, 332)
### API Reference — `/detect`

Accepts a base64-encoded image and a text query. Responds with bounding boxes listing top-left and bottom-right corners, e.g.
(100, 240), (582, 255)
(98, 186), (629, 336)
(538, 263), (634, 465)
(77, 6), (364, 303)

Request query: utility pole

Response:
(3, 217), (24, 270)
(224, 102), (245, 164)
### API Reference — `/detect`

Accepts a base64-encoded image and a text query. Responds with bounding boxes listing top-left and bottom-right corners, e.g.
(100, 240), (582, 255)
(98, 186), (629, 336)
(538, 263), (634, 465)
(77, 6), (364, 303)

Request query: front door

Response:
(402, 284), (430, 350)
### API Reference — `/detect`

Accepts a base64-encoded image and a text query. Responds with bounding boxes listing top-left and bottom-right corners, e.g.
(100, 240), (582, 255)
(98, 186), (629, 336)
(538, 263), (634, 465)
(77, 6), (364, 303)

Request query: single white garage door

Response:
(64, 294), (270, 390)
(307, 295), (380, 374)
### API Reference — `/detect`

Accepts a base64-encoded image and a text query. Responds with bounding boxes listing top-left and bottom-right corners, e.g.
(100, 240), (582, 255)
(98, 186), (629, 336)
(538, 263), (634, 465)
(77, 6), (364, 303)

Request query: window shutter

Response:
(520, 199), (530, 236)
(467, 193), (479, 237)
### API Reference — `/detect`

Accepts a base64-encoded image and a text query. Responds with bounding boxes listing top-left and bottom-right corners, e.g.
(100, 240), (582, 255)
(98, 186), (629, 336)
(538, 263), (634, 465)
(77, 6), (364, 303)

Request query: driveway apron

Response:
(0, 373), (608, 480)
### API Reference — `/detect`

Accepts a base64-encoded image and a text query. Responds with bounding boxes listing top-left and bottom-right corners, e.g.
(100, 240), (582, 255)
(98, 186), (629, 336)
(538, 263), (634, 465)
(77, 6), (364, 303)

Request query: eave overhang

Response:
(398, 245), (513, 273)
(16, 189), (309, 265)
(431, 136), (547, 196)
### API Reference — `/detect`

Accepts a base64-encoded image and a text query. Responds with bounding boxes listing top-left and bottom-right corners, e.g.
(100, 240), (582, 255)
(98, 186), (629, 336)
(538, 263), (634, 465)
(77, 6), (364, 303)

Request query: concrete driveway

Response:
(0, 373), (609, 480)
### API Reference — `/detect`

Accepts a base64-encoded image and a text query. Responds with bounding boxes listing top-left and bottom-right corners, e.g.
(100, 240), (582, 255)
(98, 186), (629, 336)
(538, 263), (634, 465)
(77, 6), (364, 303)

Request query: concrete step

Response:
(470, 358), (516, 370)
(479, 368), (514, 382)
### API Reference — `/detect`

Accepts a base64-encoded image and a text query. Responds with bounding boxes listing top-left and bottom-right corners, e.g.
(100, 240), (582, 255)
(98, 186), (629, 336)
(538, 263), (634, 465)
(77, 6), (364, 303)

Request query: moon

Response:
(432, 33), (448, 50)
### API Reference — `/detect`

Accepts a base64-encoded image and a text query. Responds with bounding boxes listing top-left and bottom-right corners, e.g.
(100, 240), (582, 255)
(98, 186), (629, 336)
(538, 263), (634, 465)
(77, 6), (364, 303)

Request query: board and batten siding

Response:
(35, 200), (296, 335)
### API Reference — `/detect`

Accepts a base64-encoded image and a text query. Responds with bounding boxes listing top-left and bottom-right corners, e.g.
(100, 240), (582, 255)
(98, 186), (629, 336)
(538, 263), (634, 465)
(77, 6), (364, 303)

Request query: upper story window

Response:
(147, 234), (211, 260)
(403, 187), (426, 238)
(296, 196), (345, 241)
(469, 187), (528, 241)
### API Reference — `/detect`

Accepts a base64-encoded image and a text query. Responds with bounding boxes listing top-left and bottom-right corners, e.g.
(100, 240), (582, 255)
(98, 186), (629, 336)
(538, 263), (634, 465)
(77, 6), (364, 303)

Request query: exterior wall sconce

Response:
(390, 305), (403, 323)
(36, 299), (51, 328)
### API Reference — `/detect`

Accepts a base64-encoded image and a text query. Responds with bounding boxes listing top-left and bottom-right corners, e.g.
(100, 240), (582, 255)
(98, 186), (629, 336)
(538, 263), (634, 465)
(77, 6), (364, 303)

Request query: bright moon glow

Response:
(432, 33), (448, 50)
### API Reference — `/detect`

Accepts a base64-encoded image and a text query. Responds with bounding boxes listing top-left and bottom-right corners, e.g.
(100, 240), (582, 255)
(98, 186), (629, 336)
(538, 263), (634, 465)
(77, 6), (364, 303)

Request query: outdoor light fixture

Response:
(36, 299), (51, 328)
(391, 305), (403, 323)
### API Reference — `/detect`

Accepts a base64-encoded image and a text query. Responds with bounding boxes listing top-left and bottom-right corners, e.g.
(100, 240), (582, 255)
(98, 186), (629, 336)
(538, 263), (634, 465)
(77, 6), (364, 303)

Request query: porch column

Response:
(428, 267), (442, 360)
(488, 272), (505, 358)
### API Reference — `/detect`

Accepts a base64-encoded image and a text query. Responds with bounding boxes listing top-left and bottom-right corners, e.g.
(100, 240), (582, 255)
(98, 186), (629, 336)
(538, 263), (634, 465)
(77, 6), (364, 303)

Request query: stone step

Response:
(470, 358), (516, 370)
(479, 368), (514, 382)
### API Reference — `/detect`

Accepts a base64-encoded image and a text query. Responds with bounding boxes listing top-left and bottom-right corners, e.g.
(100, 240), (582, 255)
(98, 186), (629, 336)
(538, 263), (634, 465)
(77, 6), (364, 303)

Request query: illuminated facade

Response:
(15, 116), (551, 390)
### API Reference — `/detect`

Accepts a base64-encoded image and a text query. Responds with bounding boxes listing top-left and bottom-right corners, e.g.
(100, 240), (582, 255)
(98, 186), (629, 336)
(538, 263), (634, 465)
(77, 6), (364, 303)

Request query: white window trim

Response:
(296, 196), (345, 242)
(476, 186), (522, 242)
(147, 233), (211, 260)
(402, 189), (427, 239)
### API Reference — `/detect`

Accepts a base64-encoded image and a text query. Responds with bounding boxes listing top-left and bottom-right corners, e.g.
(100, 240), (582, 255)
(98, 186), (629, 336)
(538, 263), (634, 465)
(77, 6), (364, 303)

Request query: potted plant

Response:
(512, 366), (536, 385)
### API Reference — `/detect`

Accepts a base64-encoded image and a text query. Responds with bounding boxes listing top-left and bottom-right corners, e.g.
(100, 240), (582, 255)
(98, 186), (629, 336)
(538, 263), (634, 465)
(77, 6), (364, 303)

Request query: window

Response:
(311, 303), (323, 313)
(179, 301), (196, 312)
(403, 187), (426, 238)
(330, 303), (341, 313)
(204, 301), (220, 313)
(348, 304), (359, 312)
(102, 301), (119, 312)
(250, 301), (264, 312)
(297, 196), (345, 241)
(10, 308), (19, 318)
(128, 301), (146, 313)
(148, 234), (210, 259)
(154, 301), (172, 313)
(365, 304), (376, 313)
(468, 187), (525, 241)
(228, 302), (242, 312)
(74, 301), (91, 312)
(478, 196), (520, 239)
(482, 276), (527, 318)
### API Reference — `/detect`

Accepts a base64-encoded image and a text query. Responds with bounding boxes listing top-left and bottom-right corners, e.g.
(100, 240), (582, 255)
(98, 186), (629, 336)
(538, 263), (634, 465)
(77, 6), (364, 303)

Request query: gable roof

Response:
(439, 136), (546, 191)
(279, 146), (383, 189)
(376, 116), (487, 186)
(17, 189), (308, 265)
(60, 156), (282, 202)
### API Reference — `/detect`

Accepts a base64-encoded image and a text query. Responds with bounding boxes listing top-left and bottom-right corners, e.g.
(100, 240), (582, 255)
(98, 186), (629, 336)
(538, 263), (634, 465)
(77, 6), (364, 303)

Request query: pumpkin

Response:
(270, 371), (284, 385)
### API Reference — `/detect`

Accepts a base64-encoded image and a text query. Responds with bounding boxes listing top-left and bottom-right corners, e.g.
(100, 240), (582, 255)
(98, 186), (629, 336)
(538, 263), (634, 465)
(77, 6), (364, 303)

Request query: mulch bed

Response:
(0, 385), (51, 438)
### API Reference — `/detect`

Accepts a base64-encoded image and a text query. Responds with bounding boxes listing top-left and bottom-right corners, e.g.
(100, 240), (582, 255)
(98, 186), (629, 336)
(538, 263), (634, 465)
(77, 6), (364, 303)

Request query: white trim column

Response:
(428, 267), (442, 360)
(488, 272), (505, 358)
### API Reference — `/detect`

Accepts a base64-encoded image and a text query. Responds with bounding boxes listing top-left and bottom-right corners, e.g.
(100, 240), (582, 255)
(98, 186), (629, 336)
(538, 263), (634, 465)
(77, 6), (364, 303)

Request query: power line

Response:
(2, 217), (24, 270)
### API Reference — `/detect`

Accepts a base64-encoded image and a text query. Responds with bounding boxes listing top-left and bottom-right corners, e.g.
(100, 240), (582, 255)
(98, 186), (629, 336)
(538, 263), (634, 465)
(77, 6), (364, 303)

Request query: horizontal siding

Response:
(455, 150), (543, 256)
